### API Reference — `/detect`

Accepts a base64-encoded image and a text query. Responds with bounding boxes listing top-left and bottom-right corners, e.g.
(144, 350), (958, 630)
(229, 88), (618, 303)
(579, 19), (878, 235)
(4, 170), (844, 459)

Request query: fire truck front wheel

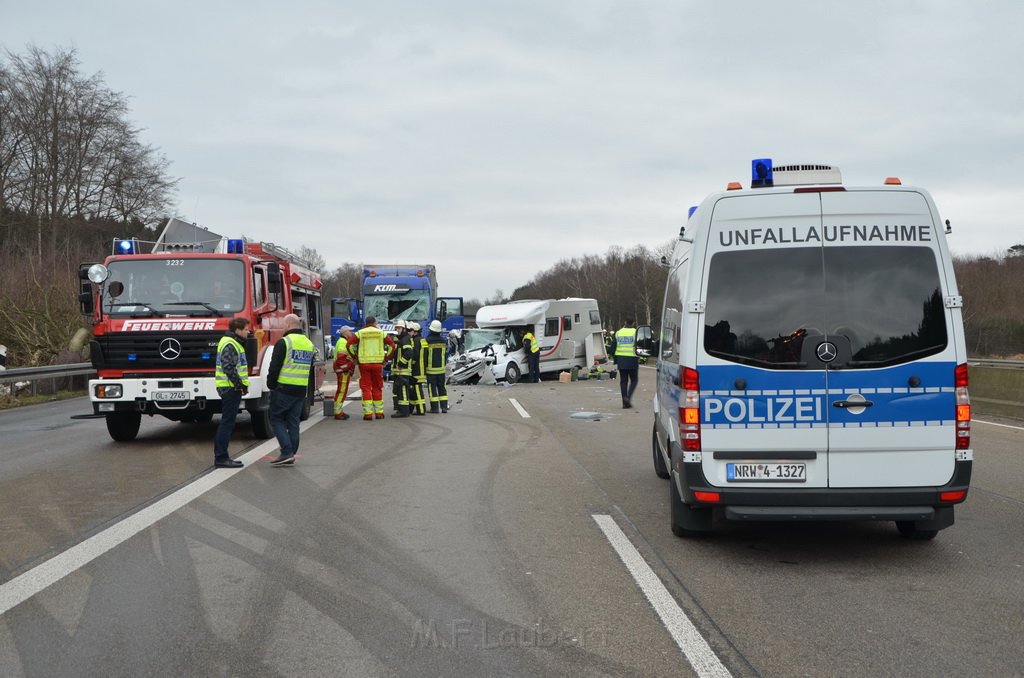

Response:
(106, 412), (141, 442)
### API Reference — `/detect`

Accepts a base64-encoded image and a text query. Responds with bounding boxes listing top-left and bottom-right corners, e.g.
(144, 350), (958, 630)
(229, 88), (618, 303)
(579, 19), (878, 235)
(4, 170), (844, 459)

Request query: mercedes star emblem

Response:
(159, 337), (182, 361)
(816, 341), (838, 363)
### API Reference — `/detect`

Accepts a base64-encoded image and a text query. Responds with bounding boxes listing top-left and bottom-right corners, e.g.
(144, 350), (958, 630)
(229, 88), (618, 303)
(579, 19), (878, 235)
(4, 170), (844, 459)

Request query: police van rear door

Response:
(819, 190), (957, 488)
(699, 192), (830, 489)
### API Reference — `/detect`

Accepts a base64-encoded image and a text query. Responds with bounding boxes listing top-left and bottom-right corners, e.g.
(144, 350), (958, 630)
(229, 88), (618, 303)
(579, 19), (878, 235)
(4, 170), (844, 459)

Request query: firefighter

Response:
(408, 321), (427, 415)
(212, 317), (250, 468)
(522, 326), (541, 383)
(348, 316), (396, 420)
(331, 326), (357, 420)
(424, 319), (449, 413)
(391, 319), (414, 418)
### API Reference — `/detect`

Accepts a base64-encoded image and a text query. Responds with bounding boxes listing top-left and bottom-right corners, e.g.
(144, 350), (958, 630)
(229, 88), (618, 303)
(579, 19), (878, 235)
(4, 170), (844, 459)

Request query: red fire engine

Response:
(78, 218), (327, 442)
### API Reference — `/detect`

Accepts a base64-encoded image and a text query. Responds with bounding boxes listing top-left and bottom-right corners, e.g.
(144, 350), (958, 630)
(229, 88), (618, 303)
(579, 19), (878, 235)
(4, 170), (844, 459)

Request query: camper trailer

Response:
(465, 298), (613, 383)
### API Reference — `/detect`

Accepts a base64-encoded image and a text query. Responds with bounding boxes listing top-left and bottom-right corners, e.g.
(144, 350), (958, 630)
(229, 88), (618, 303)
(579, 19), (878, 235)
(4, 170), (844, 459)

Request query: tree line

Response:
(1, 46), (1021, 368)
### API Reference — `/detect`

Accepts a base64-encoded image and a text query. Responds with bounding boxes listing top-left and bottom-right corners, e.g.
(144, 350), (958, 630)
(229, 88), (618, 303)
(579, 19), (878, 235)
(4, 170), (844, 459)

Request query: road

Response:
(0, 369), (1021, 677)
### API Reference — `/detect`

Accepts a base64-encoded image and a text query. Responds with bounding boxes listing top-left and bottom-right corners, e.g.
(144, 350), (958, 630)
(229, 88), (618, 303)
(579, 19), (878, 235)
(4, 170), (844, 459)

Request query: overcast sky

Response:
(3, 1), (1022, 300)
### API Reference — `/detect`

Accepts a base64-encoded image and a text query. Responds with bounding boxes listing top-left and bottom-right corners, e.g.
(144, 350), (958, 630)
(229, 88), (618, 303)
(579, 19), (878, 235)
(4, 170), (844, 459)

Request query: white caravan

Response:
(464, 298), (612, 383)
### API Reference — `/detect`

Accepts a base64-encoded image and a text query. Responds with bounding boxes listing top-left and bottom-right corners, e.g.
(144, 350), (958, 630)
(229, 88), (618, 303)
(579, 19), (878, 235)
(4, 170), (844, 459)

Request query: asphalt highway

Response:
(0, 369), (1021, 677)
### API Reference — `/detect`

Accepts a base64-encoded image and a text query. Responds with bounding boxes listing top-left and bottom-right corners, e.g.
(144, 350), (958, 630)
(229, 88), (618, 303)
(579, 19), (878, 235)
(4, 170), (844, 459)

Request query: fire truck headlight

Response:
(87, 264), (109, 284)
(95, 384), (122, 399)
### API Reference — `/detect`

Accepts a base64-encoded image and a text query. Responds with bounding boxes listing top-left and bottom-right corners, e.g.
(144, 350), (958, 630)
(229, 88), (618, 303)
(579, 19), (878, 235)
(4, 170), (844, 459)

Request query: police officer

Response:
(424, 320), (449, 413)
(408, 321), (427, 415)
(213, 317), (250, 468)
(522, 326), (541, 383)
(391, 319), (414, 418)
(615, 318), (639, 409)
(332, 326), (357, 420)
(267, 313), (314, 466)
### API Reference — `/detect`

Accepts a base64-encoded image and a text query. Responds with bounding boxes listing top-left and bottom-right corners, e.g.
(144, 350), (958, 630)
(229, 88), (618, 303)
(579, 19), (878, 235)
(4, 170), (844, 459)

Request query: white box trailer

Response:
(464, 298), (613, 383)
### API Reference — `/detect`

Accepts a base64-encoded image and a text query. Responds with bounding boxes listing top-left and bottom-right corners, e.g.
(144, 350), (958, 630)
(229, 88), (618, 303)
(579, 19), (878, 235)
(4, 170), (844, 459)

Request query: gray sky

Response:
(3, 1), (1022, 300)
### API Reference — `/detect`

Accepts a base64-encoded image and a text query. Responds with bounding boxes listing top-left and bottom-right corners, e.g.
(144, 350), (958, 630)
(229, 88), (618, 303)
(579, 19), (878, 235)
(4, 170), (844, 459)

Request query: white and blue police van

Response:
(644, 160), (972, 540)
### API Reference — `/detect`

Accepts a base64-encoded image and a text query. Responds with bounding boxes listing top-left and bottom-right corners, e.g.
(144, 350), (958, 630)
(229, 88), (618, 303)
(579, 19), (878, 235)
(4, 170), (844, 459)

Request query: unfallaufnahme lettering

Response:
(410, 618), (608, 650)
(719, 223), (932, 247)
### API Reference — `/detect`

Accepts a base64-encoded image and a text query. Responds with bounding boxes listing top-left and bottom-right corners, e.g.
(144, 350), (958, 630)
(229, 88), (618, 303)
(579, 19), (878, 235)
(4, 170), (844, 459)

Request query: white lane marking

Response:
(592, 514), (732, 678)
(973, 418), (1024, 432)
(508, 398), (531, 418)
(0, 411), (326, 616)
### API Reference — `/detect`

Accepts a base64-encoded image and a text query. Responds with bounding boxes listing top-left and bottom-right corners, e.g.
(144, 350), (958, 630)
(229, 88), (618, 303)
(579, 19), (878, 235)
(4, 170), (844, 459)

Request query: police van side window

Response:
(660, 258), (687, 363)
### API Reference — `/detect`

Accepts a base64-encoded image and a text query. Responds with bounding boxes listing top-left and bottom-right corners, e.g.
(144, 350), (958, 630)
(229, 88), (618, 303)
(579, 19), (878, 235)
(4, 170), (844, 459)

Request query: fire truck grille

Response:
(94, 332), (223, 369)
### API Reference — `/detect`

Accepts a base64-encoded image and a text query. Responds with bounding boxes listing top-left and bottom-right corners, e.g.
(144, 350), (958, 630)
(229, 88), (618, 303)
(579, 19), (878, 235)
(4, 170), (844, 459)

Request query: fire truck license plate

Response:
(153, 391), (189, 402)
(727, 463), (806, 482)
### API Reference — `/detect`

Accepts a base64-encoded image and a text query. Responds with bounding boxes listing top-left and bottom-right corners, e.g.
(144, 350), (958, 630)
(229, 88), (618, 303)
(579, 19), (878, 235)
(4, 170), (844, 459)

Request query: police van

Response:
(644, 160), (972, 540)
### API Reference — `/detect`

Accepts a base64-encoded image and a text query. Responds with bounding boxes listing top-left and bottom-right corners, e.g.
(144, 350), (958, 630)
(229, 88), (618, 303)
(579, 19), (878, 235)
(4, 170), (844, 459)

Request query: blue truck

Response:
(329, 264), (464, 342)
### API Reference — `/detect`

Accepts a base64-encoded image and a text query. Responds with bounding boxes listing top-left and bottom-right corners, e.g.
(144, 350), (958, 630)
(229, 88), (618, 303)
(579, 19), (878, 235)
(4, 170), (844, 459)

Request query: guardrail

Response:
(0, 362), (94, 399)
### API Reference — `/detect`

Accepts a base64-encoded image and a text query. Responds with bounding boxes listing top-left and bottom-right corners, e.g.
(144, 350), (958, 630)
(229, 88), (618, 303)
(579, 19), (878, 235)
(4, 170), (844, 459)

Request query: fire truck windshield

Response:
(363, 290), (430, 322)
(104, 258), (246, 316)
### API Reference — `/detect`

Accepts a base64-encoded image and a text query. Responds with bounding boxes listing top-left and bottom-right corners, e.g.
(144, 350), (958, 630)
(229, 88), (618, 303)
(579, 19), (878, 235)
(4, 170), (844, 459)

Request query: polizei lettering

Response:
(718, 224), (932, 248)
(703, 396), (823, 424)
(122, 320), (217, 331)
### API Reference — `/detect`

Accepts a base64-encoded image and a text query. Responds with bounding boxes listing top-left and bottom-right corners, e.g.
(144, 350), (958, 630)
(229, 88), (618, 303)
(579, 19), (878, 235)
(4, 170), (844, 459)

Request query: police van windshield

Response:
(703, 246), (947, 369)
(363, 290), (430, 322)
(104, 259), (246, 316)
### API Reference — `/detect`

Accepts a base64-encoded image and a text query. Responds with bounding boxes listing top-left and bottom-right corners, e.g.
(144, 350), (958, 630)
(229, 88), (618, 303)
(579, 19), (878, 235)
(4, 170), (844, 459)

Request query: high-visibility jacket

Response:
(615, 327), (637, 357)
(277, 333), (315, 387)
(392, 334), (414, 376)
(523, 331), (540, 354)
(333, 336), (356, 372)
(354, 326), (387, 364)
(215, 335), (249, 388)
(424, 335), (447, 375)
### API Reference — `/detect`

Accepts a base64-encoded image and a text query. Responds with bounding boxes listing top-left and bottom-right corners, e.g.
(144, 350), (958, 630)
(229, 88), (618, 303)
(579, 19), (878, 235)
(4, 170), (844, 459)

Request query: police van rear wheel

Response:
(670, 471), (712, 537)
(895, 521), (938, 541)
(106, 412), (141, 442)
(652, 426), (670, 479)
(505, 362), (521, 384)
(250, 407), (273, 439)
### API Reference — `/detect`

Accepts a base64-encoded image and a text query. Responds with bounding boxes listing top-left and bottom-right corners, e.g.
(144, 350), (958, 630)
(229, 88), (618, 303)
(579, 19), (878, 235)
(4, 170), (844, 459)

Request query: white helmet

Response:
(408, 322), (421, 332)
(394, 319), (408, 329)
(429, 319), (443, 333)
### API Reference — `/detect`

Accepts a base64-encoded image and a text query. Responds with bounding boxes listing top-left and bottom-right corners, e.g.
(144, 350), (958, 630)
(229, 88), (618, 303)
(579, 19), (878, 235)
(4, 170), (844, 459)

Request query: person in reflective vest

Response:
(213, 316), (250, 468)
(347, 316), (396, 420)
(425, 319), (449, 413)
(332, 325), (357, 420)
(390, 319), (414, 418)
(522, 328), (541, 383)
(267, 313), (315, 465)
(615, 318), (639, 409)
(408, 321), (427, 415)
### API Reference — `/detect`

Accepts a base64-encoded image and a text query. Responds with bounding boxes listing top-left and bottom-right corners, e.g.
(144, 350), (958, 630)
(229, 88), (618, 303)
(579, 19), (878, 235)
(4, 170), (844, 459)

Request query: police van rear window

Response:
(703, 246), (947, 369)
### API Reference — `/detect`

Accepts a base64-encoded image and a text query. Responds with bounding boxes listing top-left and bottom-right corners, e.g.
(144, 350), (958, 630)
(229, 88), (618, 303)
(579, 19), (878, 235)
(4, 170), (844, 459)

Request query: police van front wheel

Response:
(895, 521), (939, 541)
(670, 473), (712, 538)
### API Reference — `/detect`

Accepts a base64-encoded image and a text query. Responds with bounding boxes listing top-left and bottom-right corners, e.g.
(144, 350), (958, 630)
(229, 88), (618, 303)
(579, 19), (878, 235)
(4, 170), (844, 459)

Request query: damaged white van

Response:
(467, 298), (612, 383)
(645, 160), (972, 540)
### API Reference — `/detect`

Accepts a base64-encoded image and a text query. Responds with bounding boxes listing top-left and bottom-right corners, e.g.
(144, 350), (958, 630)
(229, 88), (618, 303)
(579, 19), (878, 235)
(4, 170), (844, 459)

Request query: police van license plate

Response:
(727, 462), (806, 482)
(153, 391), (189, 402)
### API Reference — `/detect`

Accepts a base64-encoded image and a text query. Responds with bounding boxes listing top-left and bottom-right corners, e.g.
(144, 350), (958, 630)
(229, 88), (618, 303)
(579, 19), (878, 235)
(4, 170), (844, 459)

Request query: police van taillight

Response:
(955, 363), (971, 450)
(679, 367), (701, 452)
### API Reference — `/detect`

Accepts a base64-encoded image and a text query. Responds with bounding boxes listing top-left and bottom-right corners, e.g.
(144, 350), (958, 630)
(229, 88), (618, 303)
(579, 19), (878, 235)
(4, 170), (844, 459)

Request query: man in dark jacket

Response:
(213, 317), (251, 468)
(267, 314), (314, 466)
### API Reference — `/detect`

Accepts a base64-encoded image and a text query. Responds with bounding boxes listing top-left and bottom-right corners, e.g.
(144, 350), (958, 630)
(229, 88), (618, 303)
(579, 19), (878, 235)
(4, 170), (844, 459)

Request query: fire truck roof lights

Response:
(114, 238), (138, 255)
(227, 239), (245, 254)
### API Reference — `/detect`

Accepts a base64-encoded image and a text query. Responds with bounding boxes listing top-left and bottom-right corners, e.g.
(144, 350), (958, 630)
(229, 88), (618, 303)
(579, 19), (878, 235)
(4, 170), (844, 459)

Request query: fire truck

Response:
(78, 218), (327, 442)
